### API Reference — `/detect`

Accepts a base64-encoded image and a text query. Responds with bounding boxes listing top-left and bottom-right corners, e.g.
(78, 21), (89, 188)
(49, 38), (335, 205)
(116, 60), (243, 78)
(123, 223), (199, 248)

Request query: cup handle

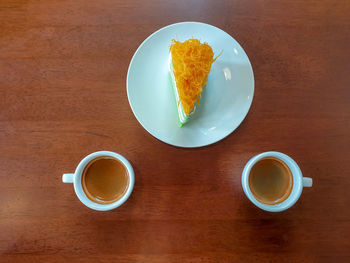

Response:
(302, 177), (313, 187)
(62, 173), (74, 183)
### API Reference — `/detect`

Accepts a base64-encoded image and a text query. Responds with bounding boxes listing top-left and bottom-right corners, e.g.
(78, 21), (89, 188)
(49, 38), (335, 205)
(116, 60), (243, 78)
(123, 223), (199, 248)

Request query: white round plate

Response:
(127, 22), (254, 148)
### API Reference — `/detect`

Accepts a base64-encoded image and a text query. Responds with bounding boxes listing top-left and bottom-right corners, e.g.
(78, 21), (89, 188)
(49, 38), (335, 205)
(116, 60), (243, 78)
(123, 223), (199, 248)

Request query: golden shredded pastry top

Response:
(170, 38), (220, 115)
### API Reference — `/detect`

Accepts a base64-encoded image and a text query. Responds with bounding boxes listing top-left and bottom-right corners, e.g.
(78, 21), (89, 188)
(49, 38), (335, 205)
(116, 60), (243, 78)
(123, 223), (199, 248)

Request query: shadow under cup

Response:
(248, 157), (293, 205)
(81, 156), (130, 204)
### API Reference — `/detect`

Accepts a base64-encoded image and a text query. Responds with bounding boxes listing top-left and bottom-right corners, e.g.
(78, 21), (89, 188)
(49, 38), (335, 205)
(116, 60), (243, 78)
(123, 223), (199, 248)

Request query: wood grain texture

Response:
(1, 0), (349, 262)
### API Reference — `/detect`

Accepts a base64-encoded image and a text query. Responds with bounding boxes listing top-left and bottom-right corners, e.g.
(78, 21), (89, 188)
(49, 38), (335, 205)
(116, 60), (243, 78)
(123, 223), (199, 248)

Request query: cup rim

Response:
(73, 151), (135, 211)
(242, 151), (303, 212)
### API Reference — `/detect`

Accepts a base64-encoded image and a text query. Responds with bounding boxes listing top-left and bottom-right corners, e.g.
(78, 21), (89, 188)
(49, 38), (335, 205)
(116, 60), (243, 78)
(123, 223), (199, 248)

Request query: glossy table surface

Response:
(1, 0), (349, 262)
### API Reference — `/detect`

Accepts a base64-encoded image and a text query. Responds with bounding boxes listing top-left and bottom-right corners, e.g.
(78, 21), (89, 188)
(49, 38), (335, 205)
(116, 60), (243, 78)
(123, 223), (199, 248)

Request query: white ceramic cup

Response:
(242, 151), (312, 212)
(62, 151), (135, 211)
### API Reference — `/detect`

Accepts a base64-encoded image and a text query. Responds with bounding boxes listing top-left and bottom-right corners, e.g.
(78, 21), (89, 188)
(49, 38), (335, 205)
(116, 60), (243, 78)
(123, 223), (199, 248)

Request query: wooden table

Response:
(1, 0), (349, 262)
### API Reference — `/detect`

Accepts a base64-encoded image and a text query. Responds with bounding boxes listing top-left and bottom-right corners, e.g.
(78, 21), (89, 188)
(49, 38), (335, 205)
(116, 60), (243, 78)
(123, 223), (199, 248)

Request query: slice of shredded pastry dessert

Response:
(169, 38), (221, 126)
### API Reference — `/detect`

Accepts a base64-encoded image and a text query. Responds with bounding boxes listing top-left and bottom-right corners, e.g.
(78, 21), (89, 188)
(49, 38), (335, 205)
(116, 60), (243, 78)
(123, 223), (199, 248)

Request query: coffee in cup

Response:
(242, 152), (312, 212)
(248, 157), (293, 205)
(62, 151), (134, 211)
(82, 156), (129, 204)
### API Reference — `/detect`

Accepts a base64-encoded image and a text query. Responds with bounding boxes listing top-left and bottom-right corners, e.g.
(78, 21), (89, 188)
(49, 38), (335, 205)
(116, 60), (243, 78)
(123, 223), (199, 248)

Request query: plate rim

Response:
(126, 21), (255, 148)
